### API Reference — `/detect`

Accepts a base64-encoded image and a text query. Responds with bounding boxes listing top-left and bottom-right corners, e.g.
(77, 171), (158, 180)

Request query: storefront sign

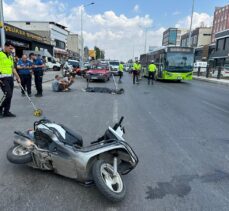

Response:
(4, 24), (44, 42)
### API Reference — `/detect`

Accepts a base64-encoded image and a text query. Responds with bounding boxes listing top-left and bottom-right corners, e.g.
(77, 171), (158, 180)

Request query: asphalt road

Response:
(1, 73), (229, 211)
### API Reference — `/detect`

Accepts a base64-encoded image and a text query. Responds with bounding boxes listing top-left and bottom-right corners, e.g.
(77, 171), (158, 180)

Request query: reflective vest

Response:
(118, 64), (124, 72)
(0, 51), (14, 76)
(148, 64), (157, 72)
(133, 63), (141, 71)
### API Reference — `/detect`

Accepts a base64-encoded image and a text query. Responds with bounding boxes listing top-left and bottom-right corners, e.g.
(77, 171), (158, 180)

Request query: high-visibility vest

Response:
(119, 64), (124, 72)
(148, 64), (157, 72)
(133, 63), (141, 71)
(0, 51), (14, 76)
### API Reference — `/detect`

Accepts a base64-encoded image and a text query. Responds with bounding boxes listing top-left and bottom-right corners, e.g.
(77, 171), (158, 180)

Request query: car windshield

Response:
(166, 53), (194, 72)
(68, 61), (79, 67)
(91, 65), (107, 70)
(109, 62), (119, 66)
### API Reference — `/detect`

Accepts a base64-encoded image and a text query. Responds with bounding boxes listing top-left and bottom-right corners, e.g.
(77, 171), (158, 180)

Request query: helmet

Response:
(151, 60), (155, 63)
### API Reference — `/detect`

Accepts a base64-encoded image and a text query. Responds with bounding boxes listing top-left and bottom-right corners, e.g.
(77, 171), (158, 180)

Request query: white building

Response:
(6, 21), (69, 59)
(67, 34), (83, 59)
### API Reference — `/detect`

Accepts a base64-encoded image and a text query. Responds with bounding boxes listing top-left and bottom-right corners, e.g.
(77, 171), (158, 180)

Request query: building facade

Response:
(162, 28), (188, 46)
(211, 4), (229, 43)
(0, 23), (53, 57)
(181, 27), (212, 48)
(67, 34), (82, 60)
(209, 29), (229, 67)
(6, 21), (69, 59)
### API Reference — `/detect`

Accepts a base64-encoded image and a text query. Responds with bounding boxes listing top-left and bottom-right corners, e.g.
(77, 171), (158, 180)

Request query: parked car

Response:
(109, 60), (120, 76)
(86, 64), (110, 82)
(211, 65), (229, 78)
(46, 57), (61, 71)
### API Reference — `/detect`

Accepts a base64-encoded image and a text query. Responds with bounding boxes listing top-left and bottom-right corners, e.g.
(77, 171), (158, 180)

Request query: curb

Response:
(193, 76), (229, 86)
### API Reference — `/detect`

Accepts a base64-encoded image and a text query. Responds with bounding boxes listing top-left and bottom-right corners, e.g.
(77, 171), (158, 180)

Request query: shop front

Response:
(3, 23), (53, 57)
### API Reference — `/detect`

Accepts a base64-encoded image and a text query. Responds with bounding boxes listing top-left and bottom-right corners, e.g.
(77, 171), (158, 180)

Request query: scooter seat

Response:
(60, 125), (83, 147)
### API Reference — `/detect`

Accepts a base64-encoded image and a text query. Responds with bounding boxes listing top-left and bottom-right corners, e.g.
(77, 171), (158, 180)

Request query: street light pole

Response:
(0, 0), (6, 49)
(188, 0), (195, 47)
(80, 2), (94, 70)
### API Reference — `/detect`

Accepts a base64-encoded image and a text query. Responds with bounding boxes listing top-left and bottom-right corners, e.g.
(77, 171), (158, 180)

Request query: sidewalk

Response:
(14, 71), (57, 87)
(193, 75), (229, 86)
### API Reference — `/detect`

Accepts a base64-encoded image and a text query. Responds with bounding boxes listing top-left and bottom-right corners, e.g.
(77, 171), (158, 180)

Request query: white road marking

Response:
(202, 100), (229, 114)
(113, 99), (118, 123)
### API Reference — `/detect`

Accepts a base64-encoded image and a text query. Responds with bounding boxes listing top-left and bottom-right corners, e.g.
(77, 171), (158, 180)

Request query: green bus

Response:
(140, 46), (194, 81)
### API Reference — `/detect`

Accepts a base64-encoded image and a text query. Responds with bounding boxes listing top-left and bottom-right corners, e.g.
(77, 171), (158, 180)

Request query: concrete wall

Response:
(198, 28), (212, 46)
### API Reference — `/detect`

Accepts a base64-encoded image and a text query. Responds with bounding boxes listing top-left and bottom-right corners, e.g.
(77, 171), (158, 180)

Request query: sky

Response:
(3, 0), (229, 61)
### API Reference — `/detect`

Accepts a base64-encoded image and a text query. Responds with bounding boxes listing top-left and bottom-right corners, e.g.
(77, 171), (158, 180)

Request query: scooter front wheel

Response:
(92, 160), (126, 202)
(7, 145), (32, 164)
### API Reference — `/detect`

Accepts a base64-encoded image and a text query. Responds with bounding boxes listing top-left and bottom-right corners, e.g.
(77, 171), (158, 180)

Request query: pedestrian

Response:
(29, 53), (45, 97)
(17, 54), (33, 96)
(133, 60), (141, 84)
(148, 60), (157, 85)
(0, 41), (21, 118)
(118, 63), (124, 83)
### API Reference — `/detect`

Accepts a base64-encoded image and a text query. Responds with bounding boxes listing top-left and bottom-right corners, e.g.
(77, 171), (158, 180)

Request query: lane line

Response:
(202, 100), (229, 115)
(113, 98), (118, 123)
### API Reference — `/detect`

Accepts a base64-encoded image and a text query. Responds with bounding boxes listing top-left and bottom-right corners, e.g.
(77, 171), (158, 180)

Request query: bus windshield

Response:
(166, 53), (194, 72)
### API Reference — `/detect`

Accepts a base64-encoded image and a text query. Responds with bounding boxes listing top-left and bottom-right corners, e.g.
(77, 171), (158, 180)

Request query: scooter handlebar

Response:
(118, 116), (124, 126)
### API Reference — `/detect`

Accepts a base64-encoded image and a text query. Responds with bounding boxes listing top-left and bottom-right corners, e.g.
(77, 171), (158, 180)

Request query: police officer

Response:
(0, 41), (21, 118)
(148, 60), (157, 85)
(133, 60), (141, 84)
(118, 63), (124, 83)
(17, 54), (32, 96)
(30, 53), (45, 97)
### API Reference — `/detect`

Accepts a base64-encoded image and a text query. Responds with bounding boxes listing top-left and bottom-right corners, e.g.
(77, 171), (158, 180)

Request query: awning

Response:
(54, 47), (68, 55)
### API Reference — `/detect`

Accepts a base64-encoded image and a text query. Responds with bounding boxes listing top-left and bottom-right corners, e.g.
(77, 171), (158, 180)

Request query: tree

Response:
(94, 46), (100, 60)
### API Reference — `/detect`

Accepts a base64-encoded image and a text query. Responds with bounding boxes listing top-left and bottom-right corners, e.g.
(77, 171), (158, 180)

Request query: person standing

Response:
(148, 60), (157, 85)
(0, 41), (21, 117)
(133, 60), (141, 84)
(17, 54), (32, 96)
(30, 53), (45, 97)
(118, 63), (124, 83)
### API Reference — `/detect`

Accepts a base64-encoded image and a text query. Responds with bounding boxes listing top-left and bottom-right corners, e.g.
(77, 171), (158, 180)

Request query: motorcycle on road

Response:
(7, 117), (138, 202)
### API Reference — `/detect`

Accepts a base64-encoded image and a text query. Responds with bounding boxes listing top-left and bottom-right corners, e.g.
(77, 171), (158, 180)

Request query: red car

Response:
(86, 65), (110, 82)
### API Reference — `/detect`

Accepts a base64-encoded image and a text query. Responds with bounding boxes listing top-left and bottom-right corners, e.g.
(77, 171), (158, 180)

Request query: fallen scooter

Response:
(7, 117), (138, 202)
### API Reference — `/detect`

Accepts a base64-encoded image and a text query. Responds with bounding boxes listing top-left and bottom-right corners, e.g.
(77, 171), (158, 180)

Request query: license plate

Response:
(177, 76), (182, 79)
(91, 76), (98, 79)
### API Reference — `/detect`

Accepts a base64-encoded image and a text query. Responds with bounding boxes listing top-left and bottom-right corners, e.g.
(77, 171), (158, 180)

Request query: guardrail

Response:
(194, 66), (229, 80)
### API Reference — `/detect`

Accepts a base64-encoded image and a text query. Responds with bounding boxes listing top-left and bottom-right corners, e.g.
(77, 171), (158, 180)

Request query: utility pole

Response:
(188, 0), (195, 47)
(0, 0), (5, 49)
(80, 2), (95, 70)
(144, 28), (147, 54)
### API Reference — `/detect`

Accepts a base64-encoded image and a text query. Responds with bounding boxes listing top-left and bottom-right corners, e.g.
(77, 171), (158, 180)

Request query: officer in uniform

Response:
(17, 54), (32, 96)
(148, 60), (157, 85)
(118, 63), (124, 83)
(0, 41), (21, 117)
(30, 53), (45, 97)
(133, 60), (141, 84)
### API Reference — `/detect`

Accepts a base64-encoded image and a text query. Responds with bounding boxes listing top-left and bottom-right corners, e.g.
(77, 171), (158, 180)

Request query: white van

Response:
(193, 61), (207, 73)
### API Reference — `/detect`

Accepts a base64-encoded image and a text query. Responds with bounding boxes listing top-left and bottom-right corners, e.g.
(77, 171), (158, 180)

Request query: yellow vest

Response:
(133, 63), (141, 71)
(119, 64), (124, 72)
(0, 51), (14, 76)
(148, 64), (157, 72)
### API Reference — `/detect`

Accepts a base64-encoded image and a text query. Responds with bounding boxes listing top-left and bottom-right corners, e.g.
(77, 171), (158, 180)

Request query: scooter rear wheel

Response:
(92, 160), (126, 202)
